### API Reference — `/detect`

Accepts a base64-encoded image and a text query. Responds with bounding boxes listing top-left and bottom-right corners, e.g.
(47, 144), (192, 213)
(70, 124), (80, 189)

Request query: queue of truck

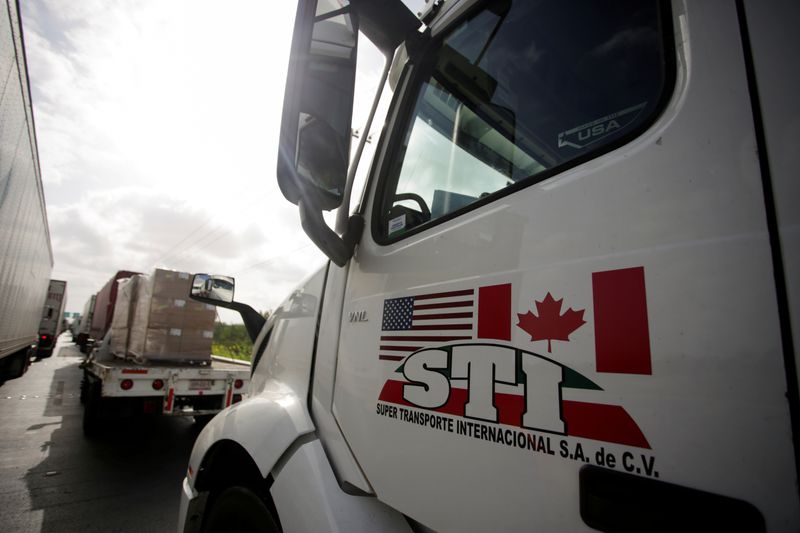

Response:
(3, 0), (799, 531)
(0, 0), (252, 439)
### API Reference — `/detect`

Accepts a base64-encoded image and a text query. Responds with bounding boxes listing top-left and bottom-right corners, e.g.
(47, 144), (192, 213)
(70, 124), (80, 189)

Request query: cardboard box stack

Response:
(109, 275), (140, 355)
(110, 269), (216, 363)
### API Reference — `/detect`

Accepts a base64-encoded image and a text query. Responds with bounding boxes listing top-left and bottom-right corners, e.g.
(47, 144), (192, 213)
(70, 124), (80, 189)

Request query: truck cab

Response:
(179, 1), (800, 531)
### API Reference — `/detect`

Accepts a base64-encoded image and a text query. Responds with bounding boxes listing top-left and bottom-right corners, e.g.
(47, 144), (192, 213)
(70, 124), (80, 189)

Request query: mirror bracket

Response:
(299, 198), (364, 267)
(404, 27), (431, 63)
(224, 302), (266, 344)
(188, 293), (266, 343)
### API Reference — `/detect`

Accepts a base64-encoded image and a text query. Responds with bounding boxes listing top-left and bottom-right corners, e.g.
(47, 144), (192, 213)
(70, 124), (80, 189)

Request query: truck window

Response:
(375, 0), (672, 241)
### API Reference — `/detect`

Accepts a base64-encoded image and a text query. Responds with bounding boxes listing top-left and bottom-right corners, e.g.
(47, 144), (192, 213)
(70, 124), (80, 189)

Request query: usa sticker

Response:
(558, 102), (647, 150)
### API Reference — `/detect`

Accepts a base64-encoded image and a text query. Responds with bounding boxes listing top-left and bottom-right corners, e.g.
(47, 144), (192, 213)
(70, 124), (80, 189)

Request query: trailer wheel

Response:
(201, 486), (279, 533)
(83, 381), (102, 437)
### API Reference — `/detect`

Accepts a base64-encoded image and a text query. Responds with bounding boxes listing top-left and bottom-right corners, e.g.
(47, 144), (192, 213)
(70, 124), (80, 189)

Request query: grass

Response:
(212, 323), (253, 362)
(212, 342), (252, 361)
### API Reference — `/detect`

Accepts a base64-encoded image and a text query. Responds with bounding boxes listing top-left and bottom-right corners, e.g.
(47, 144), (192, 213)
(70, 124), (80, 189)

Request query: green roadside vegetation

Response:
(212, 323), (253, 362)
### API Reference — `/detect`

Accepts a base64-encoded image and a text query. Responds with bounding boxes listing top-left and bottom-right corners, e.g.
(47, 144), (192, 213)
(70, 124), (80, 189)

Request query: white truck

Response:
(179, 0), (800, 531)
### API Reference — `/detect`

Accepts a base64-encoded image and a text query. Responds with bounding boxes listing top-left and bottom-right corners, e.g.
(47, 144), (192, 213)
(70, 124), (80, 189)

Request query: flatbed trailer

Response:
(81, 352), (250, 436)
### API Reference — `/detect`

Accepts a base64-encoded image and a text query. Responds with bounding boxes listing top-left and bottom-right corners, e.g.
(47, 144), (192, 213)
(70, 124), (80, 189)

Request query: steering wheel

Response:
(394, 193), (431, 221)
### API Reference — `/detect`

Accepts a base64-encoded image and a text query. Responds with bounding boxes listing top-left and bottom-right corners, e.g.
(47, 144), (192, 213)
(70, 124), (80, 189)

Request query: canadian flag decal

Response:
(516, 292), (586, 353)
(592, 266), (652, 375)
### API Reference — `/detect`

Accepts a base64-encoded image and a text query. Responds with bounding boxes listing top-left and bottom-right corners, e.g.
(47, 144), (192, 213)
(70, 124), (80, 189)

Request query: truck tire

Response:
(202, 486), (279, 533)
(83, 381), (103, 437)
(0, 347), (31, 383)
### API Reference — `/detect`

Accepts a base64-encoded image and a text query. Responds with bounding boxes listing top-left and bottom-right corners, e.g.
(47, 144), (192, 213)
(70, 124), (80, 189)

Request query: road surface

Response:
(0, 334), (202, 532)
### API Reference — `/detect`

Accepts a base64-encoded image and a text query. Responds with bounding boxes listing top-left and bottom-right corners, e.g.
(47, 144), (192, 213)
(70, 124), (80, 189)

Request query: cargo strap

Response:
(163, 372), (178, 414)
(224, 376), (234, 408)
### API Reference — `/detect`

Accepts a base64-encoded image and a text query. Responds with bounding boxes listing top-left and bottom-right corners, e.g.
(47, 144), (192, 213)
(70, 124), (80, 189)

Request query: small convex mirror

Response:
(191, 274), (235, 304)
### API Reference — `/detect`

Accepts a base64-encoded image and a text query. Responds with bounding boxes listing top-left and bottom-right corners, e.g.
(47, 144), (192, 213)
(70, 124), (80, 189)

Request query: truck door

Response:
(332, 0), (798, 530)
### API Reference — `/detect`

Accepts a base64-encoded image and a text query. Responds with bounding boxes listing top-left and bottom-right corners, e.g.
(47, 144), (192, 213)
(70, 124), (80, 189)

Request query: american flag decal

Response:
(379, 284), (511, 361)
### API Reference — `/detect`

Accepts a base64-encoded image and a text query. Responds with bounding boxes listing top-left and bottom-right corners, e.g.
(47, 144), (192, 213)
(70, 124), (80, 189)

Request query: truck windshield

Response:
(378, 0), (671, 239)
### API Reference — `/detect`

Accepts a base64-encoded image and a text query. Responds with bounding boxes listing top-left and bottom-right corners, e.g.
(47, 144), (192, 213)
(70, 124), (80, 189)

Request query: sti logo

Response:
(377, 267), (652, 448)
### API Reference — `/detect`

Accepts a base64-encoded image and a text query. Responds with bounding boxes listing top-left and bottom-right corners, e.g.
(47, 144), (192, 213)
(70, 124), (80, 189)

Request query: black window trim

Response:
(369, 0), (677, 246)
(251, 323), (273, 375)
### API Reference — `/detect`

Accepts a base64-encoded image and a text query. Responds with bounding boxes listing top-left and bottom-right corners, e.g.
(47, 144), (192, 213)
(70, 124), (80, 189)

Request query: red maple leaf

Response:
(517, 293), (586, 353)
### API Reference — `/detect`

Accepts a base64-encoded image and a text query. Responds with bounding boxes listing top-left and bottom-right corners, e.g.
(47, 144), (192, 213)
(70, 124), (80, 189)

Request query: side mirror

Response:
(189, 273), (265, 343)
(276, 0), (421, 267)
(191, 274), (235, 304)
(277, 0), (359, 211)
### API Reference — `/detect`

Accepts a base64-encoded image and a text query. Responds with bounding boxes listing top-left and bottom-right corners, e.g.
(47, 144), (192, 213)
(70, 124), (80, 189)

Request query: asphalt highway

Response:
(0, 334), (201, 532)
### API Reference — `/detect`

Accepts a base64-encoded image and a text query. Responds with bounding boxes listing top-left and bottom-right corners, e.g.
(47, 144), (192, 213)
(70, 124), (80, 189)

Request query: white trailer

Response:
(0, 0), (53, 384)
(81, 348), (251, 436)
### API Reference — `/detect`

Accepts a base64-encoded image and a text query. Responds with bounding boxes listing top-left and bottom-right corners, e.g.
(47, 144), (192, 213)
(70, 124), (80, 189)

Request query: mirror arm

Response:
(227, 302), (267, 344)
(335, 50), (393, 235)
(188, 294), (266, 343)
(300, 198), (364, 267)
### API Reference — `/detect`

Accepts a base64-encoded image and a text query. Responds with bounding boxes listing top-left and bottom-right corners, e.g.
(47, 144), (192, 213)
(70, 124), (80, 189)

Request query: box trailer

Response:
(88, 270), (138, 347)
(35, 280), (67, 358)
(0, 0), (53, 384)
(75, 294), (96, 352)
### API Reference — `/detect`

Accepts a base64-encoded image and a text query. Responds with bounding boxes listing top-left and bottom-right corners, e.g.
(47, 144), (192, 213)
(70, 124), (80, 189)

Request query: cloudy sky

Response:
(20, 0), (424, 320)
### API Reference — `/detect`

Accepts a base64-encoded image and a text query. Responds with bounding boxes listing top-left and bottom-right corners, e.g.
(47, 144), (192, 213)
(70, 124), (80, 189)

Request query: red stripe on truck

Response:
(561, 400), (649, 448)
(122, 368), (148, 374)
(592, 267), (652, 375)
(478, 284), (512, 341)
(378, 379), (650, 449)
